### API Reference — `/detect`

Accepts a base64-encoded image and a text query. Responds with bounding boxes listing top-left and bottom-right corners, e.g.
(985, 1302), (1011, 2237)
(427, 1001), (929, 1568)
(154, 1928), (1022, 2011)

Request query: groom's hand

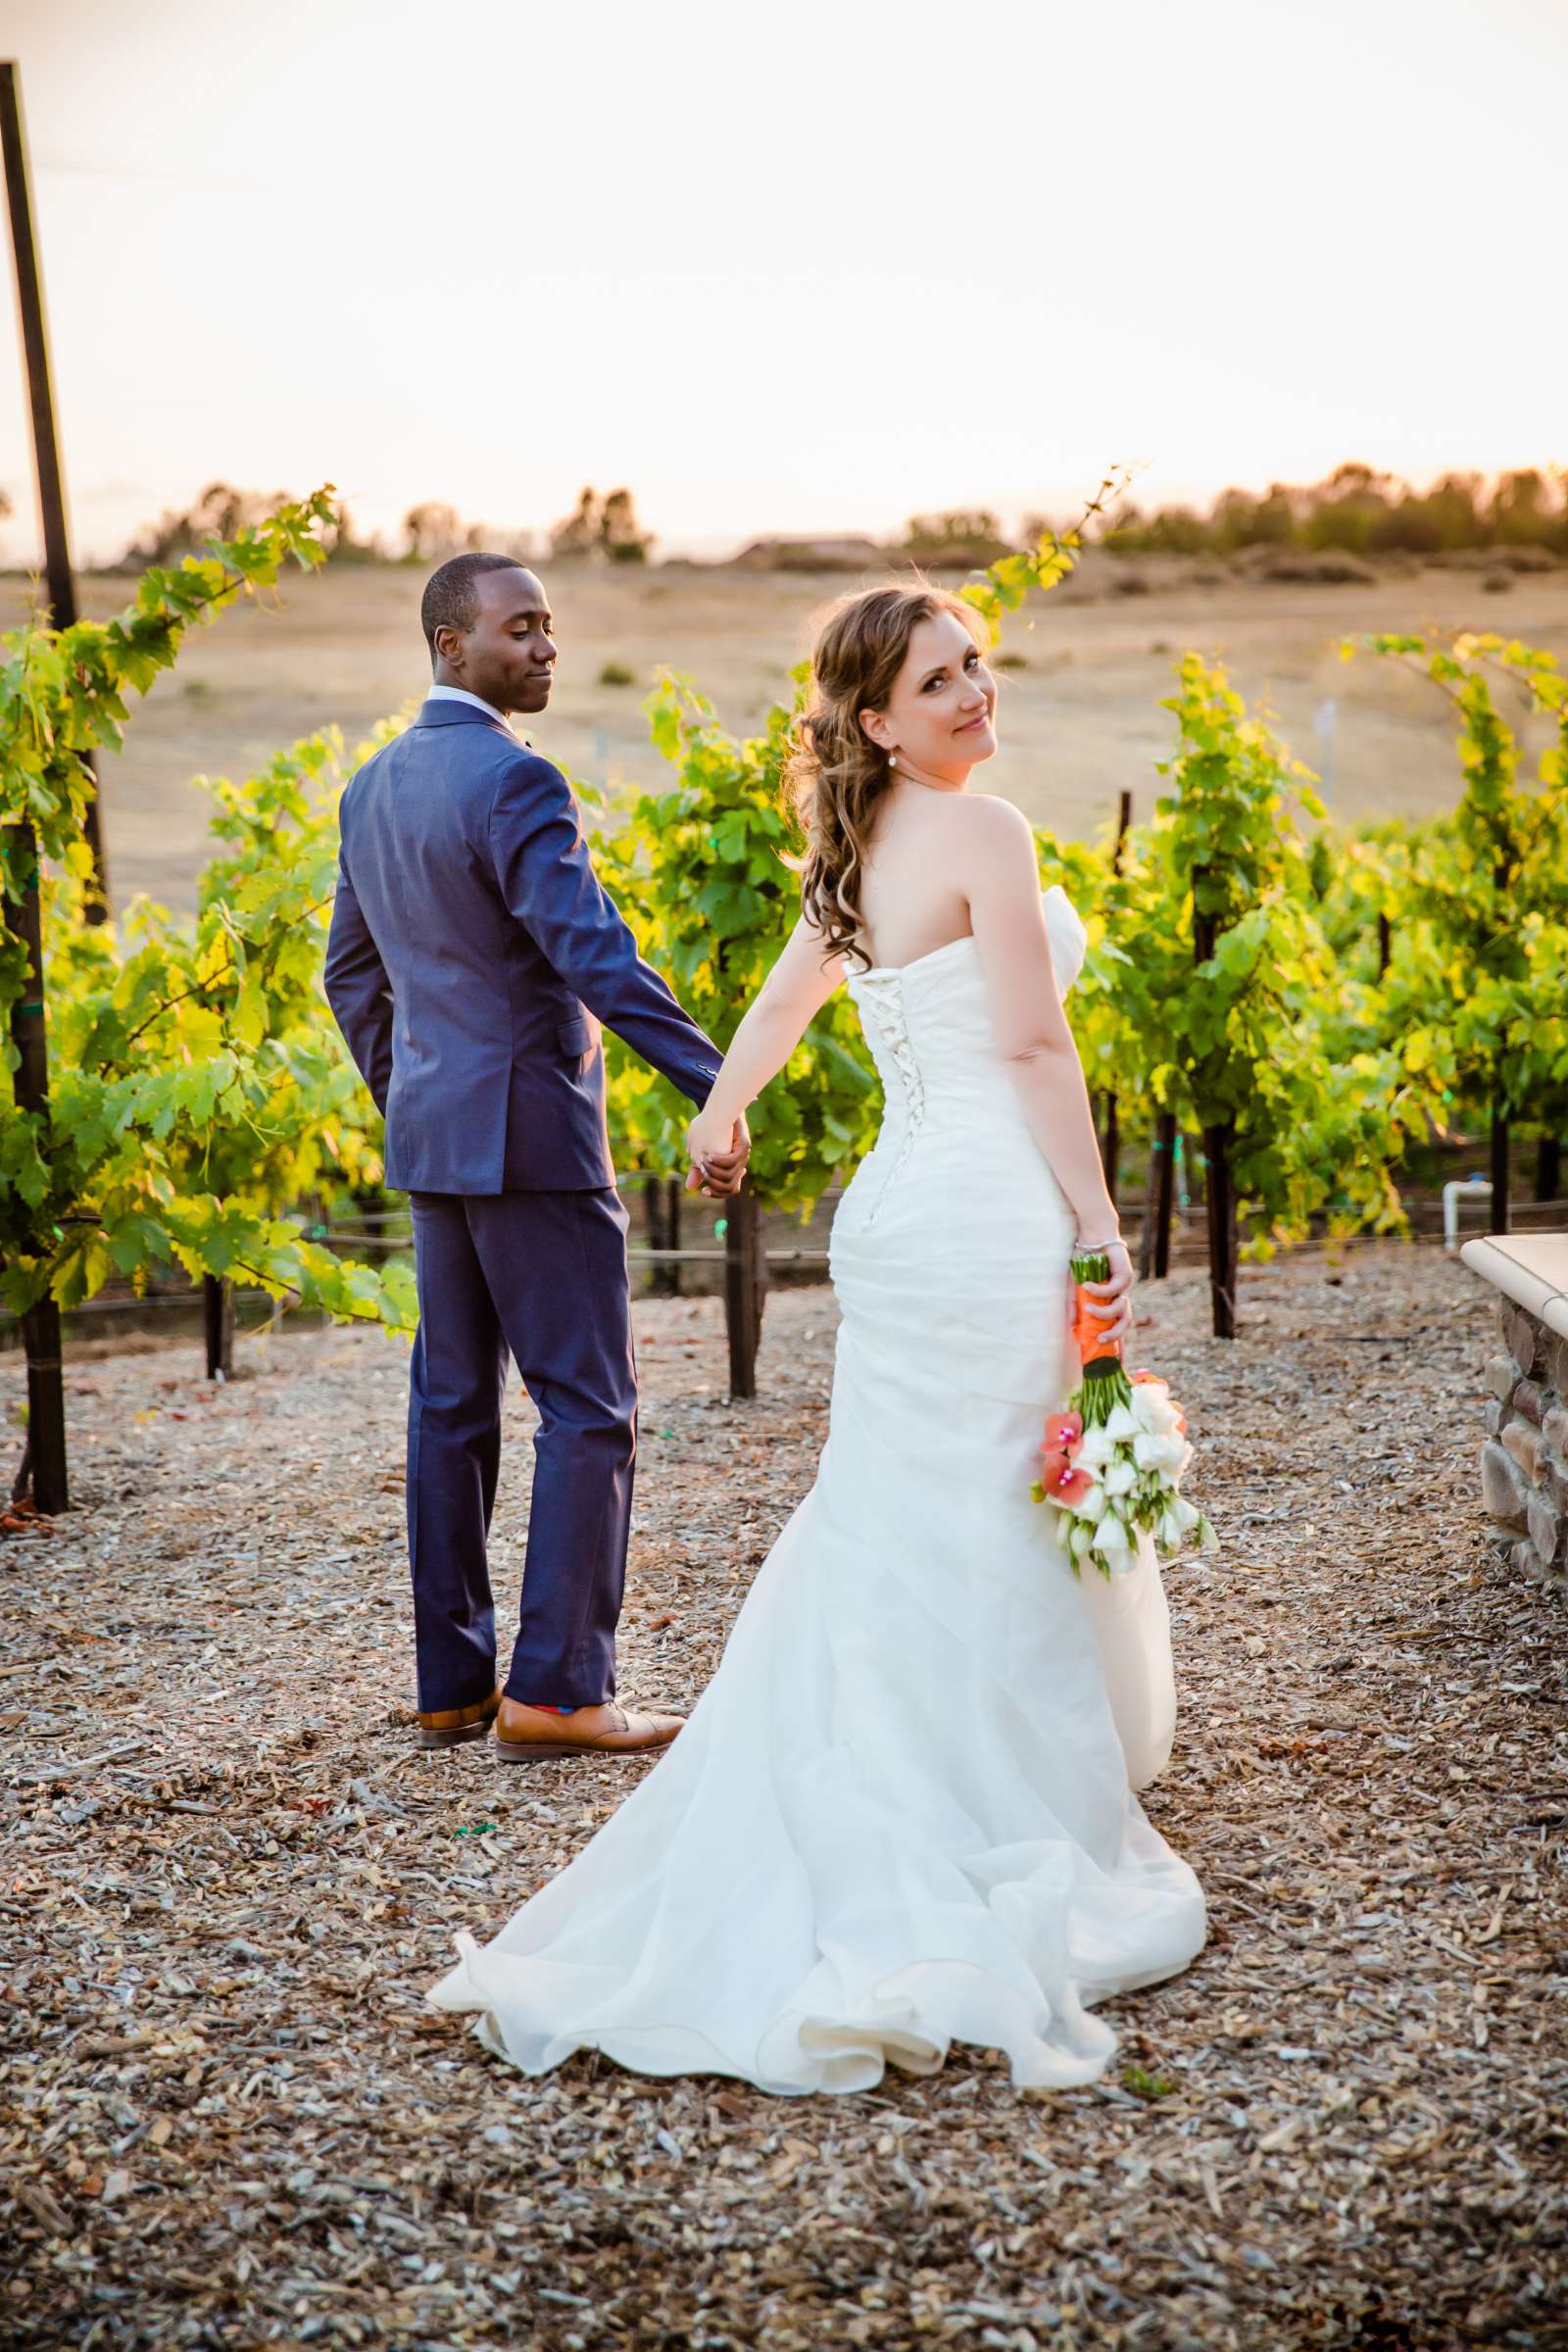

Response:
(686, 1114), (750, 1199)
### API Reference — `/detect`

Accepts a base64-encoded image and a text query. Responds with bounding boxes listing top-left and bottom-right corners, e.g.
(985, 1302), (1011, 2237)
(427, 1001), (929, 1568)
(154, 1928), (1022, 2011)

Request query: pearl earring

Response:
(889, 751), (898, 769)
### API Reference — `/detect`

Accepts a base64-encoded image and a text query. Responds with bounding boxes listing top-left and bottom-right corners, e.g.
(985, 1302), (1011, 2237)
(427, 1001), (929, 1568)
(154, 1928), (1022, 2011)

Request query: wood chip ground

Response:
(2, 1246), (1564, 2350)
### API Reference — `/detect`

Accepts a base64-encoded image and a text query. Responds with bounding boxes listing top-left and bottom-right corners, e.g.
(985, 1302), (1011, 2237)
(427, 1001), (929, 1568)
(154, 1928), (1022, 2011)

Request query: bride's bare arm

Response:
(687, 913), (846, 1167)
(959, 798), (1122, 1252)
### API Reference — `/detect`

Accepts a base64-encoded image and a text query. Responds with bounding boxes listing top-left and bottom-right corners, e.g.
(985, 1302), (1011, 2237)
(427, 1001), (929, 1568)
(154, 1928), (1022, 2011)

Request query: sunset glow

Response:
(1, 0), (1565, 564)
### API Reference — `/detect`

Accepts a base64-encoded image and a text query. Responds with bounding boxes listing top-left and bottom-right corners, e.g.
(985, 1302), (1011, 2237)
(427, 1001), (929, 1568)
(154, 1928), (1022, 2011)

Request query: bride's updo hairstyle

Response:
(786, 581), (988, 970)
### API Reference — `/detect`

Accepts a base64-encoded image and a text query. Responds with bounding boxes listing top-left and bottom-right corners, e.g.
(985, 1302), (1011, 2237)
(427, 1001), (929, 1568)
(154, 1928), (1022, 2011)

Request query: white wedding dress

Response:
(428, 887), (1206, 2092)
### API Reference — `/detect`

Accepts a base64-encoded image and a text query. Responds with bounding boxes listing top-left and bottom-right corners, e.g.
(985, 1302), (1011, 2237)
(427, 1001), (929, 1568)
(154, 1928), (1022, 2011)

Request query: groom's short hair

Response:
(421, 553), (527, 657)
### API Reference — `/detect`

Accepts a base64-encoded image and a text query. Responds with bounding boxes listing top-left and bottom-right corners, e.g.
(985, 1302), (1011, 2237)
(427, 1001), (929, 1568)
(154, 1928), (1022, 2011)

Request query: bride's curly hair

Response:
(784, 580), (989, 969)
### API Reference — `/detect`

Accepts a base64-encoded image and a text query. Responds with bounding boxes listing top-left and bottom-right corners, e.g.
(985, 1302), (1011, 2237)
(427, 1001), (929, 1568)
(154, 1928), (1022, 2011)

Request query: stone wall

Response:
(1483, 1297), (1568, 1592)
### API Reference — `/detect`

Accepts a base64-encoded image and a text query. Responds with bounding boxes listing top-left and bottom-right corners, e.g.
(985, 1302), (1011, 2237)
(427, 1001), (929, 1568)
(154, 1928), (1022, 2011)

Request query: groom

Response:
(324, 555), (747, 1764)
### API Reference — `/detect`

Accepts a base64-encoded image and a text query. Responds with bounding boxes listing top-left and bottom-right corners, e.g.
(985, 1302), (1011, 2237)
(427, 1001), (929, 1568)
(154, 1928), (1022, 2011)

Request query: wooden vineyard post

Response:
(0, 59), (104, 1507)
(1, 62), (108, 919)
(1376, 911), (1392, 978)
(723, 1183), (766, 1400)
(15, 1300), (67, 1514)
(1537, 1135), (1561, 1204)
(1200, 1120), (1239, 1337)
(1136, 1132), (1157, 1280)
(1100, 1094), (1121, 1207)
(1098, 789), (1134, 1206)
(3, 819), (68, 1511)
(1142, 1110), (1177, 1280)
(1487, 832), (1516, 1235)
(661, 1176), (682, 1297)
(203, 1275), (234, 1381)
(638, 1174), (662, 1291)
(1192, 893), (1238, 1337)
(638, 1175), (686, 1298)
(1491, 1105), (1511, 1234)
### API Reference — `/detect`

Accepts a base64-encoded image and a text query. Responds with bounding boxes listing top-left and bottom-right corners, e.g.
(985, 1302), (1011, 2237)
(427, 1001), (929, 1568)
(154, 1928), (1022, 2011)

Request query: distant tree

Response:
(1375, 481), (1450, 556)
(125, 481), (289, 564)
(550, 486), (653, 564)
(1489, 468), (1558, 549)
(403, 501), (467, 563)
(1379, 471), (1485, 556)
(1098, 462), (1562, 564)
(1300, 462), (1396, 557)
(1099, 499), (1145, 546)
(551, 487), (602, 559)
(601, 486), (652, 564)
(1209, 483), (1296, 552)
(1102, 503), (1209, 558)
(318, 501), (384, 564)
(122, 483), (407, 569)
(903, 509), (1013, 565)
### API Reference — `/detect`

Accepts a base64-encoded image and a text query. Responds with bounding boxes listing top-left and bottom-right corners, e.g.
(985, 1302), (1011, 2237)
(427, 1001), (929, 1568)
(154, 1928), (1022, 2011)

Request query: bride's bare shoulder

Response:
(938, 792), (1035, 863)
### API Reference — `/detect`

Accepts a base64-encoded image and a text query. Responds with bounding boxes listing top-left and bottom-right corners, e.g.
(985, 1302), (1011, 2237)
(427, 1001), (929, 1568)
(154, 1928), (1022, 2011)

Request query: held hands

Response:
(1077, 1237), (1135, 1348)
(685, 1110), (751, 1200)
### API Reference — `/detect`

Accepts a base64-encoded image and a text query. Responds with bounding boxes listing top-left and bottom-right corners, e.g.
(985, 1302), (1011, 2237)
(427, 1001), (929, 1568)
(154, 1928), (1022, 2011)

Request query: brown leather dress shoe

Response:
(416, 1688), (503, 1750)
(493, 1697), (684, 1766)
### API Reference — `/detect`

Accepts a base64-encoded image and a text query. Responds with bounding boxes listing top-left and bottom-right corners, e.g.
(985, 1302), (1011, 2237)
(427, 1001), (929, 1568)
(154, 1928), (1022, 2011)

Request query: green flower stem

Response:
(1075, 1356), (1134, 1425)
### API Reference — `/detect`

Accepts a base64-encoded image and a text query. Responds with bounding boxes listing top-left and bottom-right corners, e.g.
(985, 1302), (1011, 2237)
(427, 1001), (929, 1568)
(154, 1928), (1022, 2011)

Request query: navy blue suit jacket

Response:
(323, 698), (722, 1194)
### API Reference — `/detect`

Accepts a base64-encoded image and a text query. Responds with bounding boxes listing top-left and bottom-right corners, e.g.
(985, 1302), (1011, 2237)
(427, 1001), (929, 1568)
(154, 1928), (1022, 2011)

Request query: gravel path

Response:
(2, 1246), (1564, 2350)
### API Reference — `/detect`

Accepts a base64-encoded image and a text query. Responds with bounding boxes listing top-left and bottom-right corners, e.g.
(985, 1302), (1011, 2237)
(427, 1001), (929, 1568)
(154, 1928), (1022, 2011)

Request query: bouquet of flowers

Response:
(1031, 1250), (1217, 1579)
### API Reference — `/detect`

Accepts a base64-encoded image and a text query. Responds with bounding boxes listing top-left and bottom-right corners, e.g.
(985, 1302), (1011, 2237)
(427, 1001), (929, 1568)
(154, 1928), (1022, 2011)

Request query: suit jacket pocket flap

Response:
(557, 1015), (592, 1058)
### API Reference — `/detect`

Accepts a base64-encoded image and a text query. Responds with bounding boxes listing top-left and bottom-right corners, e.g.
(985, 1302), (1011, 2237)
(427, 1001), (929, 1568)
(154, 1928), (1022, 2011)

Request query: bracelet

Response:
(1076, 1237), (1125, 1254)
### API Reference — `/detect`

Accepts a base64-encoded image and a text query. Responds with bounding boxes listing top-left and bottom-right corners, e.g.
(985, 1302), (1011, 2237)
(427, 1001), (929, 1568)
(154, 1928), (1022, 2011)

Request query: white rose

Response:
(1069, 1519), (1094, 1559)
(1103, 1402), (1139, 1442)
(1102, 1458), (1138, 1497)
(1077, 1425), (1116, 1468)
(1132, 1385), (1181, 1436)
(1132, 1431), (1189, 1474)
(1075, 1481), (1107, 1522)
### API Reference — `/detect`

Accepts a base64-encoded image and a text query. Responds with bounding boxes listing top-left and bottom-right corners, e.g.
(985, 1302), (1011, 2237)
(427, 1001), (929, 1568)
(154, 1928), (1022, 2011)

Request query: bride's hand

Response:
(686, 1110), (750, 1199)
(1077, 1238), (1135, 1348)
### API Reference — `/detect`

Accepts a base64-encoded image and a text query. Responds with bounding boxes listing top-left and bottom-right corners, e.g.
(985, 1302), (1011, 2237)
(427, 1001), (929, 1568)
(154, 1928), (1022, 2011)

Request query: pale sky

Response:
(2, 0), (1565, 564)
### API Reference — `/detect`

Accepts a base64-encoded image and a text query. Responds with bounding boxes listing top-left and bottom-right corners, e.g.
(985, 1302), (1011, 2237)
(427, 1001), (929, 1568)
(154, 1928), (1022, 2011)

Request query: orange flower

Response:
(1037, 1448), (1073, 1496)
(1043, 1412), (1083, 1453)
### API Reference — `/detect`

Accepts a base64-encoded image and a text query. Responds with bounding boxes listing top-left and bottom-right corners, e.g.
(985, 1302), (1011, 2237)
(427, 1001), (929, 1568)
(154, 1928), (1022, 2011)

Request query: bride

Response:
(429, 582), (1206, 2092)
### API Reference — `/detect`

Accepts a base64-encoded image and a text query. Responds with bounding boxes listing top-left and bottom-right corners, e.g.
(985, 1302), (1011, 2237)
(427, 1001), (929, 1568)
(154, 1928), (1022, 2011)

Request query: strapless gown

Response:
(428, 886), (1206, 2092)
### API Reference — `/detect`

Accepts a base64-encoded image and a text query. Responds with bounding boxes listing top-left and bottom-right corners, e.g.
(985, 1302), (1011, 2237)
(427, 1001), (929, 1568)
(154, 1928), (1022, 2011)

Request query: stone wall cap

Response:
(1462, 1232), (1568, 1335)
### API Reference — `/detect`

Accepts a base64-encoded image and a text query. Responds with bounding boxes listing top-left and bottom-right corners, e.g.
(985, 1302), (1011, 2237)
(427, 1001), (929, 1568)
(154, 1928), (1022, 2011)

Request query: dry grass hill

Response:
(4, 552), (1566, 912)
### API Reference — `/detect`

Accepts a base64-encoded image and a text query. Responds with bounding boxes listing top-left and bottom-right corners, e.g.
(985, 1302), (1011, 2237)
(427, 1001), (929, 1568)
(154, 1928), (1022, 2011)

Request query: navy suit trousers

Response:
(406, 1189), (636, 1713)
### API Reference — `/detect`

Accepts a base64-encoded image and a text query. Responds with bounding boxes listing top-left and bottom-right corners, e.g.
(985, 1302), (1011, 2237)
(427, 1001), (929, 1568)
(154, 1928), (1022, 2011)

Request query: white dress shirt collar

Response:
(426, 682), (511, 727)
